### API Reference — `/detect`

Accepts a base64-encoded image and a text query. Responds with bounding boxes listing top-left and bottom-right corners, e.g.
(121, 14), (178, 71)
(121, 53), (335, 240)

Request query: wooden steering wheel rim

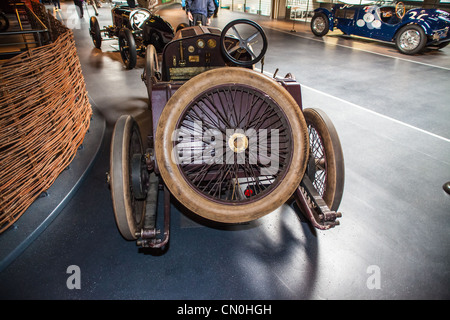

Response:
(395, 2), (405, 19)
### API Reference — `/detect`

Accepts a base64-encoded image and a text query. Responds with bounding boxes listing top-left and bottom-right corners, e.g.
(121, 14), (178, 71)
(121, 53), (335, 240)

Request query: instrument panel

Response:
(162, 26), (238, 81)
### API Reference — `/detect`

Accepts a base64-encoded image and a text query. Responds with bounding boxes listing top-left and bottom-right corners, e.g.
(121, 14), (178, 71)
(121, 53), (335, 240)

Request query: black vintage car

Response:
(89, 5), (174, 69)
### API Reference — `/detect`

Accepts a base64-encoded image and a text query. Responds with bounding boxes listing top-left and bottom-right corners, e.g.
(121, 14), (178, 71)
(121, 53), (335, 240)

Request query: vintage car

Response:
(311, 0), (450, 54)
(89, 5), (174, 69)
(108, 19), (345, 249)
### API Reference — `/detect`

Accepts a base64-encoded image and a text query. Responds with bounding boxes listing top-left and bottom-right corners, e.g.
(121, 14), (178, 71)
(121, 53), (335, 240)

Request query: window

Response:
(220, 0), (272, 16)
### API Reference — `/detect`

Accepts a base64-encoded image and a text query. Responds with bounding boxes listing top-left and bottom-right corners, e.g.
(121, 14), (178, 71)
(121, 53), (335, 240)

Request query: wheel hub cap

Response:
(313, 17), (325, 33)
(228, 133), (248, 154)
(400, 30), (420, 50)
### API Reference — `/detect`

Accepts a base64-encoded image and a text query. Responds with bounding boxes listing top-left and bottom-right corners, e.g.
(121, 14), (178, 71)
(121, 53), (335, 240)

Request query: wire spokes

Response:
(308, 125), (327, 196)
(175, 84), (293, 203)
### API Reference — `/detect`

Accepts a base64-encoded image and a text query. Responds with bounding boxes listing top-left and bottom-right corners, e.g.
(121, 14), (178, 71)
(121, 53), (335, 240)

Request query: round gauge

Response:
(207, 39), (216, 48)
(363, 13), (374, 23)
(372, 20), (381, 28)
(188, 45), (195, 53)
(197, 39), (205, 48)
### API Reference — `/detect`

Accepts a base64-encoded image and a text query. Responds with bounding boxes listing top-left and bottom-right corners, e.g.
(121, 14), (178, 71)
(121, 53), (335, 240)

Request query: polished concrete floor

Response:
(0, 2), (449, 300)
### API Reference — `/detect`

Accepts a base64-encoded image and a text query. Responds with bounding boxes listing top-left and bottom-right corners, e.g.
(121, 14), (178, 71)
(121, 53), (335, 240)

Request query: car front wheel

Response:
(89, 16), (102, 49)
(395, 25), (426, 55)
(311, 12), (329, 37)
(110, 115), (146, 240)
(118, 28), (137, 69)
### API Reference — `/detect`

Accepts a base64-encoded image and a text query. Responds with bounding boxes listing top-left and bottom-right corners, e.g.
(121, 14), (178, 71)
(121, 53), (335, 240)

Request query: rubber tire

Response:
(303, 108), (344, 211)
(395, 24), (427, 55)
(311, 12), (329, 37)
(119, 28), (137, 69)
(155, 68), (309, 223)
(110, 115), (145, 240)
(149, 30), (164, 53)
(89, 16), (102, 49)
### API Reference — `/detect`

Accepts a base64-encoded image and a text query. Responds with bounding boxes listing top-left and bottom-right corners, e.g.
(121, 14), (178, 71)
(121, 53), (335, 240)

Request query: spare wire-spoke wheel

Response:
(155, 68), (309, 223)
(110, 115), (146, 240)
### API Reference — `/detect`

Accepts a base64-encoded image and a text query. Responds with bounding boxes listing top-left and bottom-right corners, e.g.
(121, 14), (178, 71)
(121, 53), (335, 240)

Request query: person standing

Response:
(213, 0), (219, 17)
(53, 0), (61, 11)
(185, 0), (216, 26)
(73, 0), (84, 18)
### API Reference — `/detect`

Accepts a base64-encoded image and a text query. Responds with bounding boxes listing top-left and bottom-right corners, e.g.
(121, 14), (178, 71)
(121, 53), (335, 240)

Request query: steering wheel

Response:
(220, 19), (268, 67)
(395, 2), (406, 19)
(129, 9), (151, 31)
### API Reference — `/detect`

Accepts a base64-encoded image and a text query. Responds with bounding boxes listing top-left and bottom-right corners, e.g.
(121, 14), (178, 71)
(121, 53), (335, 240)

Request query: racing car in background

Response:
(311, 1), (450, 54)
(89, 4), (174, 68)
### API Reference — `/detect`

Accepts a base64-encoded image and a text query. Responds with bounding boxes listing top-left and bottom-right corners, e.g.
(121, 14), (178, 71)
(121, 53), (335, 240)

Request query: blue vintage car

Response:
(310, 0), (450, 54)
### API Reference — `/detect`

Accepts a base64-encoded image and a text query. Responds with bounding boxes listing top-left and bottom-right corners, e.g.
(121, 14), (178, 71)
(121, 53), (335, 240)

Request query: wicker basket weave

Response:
(0, 9), (92, 233)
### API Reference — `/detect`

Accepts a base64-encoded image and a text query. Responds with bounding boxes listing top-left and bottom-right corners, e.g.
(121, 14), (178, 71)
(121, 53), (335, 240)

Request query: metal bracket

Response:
(136, 183), (171, 248)
(294, 176), (342, 230)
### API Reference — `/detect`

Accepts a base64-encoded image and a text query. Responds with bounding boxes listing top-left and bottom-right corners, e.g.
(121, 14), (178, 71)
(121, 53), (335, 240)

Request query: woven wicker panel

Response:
(0, 27), (92, 233)
(30, 1), (65, 42)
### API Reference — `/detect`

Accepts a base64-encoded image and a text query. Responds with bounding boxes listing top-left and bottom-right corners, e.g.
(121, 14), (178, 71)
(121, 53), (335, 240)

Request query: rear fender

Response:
(393, 21), (430, 41)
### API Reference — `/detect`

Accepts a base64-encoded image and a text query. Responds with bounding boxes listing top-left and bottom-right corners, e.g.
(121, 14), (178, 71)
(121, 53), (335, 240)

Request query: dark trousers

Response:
(74, 0), (83, 17)
(189, 13), (207, 26)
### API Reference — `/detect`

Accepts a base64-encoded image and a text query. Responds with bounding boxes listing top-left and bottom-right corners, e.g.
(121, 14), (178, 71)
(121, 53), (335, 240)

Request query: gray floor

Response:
(0, 2), (449, 300)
